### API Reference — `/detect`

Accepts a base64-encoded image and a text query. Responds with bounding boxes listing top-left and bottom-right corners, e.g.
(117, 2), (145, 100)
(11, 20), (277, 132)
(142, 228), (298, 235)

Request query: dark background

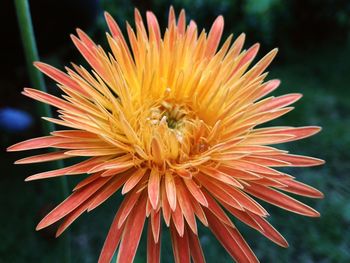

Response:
(1, 0), (349, 262)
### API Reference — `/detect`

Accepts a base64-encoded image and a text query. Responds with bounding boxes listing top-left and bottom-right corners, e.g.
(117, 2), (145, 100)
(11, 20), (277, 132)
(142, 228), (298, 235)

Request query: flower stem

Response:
(14, 0), (71, 262)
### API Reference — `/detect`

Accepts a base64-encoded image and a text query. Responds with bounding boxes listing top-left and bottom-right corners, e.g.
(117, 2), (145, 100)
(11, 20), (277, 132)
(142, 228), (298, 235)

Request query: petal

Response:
(98, 213), (125, 263)
(15, 151), (71, 164)
(117, 190), (142, 228)
(147, 219), (161, 263)
(271, 154), (325, 167)
(206, 16), (224, 56)
(117, 196), (147, 263)
(146, 11), (161, 45)
(280, 179), (324, 198)
(204, 208), (258, 263)
(170, 223), (190, 263)
(245, 183), (320, 217)
(165, 171), (177, 210)
(183, 178), (208, 207)
(247, 211), (289, 247)
(148, 169), (160, 210)
(171, 200), (185, 236)
(122, 168), (147, 194)
(87, 172), (129, 211)
(201, 190), (234, 227)
(176, 178), (197, 234)
(37, 177), (110, 230)
(8, 136), (65, 151)
(34, 62), (87, 96)
(151, 210), (161, 243)
(56, 197), (92, 237)
(188, 229), (206, 263)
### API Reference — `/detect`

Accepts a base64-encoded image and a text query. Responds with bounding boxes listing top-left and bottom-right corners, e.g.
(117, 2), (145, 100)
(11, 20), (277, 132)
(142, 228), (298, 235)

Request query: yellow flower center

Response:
(134, 98), (210, 170)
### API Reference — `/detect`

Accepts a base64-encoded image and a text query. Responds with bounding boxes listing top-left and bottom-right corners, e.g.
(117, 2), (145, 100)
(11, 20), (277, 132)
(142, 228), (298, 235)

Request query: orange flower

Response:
(8, 7), (324, 263)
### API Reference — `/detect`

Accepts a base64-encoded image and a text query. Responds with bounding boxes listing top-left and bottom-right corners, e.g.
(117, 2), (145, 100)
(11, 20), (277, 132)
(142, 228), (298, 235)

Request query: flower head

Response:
(8, 7), (324, 263)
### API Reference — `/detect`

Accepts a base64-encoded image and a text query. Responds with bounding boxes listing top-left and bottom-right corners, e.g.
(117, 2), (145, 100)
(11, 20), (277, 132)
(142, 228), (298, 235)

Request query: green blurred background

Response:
(1, 0), (349, 262)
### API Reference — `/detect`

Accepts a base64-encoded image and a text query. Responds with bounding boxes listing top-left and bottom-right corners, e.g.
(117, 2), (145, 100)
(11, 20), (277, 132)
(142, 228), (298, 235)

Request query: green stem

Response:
(14, 0), (71, 262)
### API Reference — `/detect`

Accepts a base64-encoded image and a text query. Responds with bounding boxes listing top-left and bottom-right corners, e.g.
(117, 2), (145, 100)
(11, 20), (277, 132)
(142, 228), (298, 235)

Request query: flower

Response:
(8, 7), (324, 263)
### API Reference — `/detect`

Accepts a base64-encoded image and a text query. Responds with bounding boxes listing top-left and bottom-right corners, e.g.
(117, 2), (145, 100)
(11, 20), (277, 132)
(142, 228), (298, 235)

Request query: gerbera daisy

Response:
(8, 7), (324, 263)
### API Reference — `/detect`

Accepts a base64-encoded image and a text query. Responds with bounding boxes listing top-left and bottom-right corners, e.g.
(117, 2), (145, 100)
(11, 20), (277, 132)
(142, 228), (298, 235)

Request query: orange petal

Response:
(242, 156), (291, 167)
(204, 208), (258, 263)
(8, 136), (64, 152)
(98, 212), (125, 263)
(34, 62), (87, 96)
(243, 48), (278, 84)
(218, 165), (262, 180)
(25, 157), (105, 181)
(245, 183), (320, 217)
(199, 174), (244, 211)
(188, 228), (206, 263)
(271, 154), (325, 167)
(187, 191), (208, 226)
(15, 151), (71, 164)
(122, 168), (147, 194)
(255, 126), (321, 142)
(151, 210), (161, 243)
(255, 93), (302, 113)
(200, 166), (243, 188)
(117, 190), (142, 228)
(170, 223), (190, 263)
(256, 79), (281, 99)
(147, 219), (161, 263)
(73, 172), (103, 191)
(168, 6), (176, 28)
(201, 190), (234, 227)
(161, 183), (172, 226)
(247, 211), (289, 247)
(87, 173), (129, 211)
(165, 171), (177, 211)
(56, 197), (92, 237)
(171, 201), (185, 236)
(183, 178), (208, 207)
(280, 179), (324, 198)
(177, 9), (186, 35)
(146, 11), (161, 45)
(51, 130), (98, 139)
(226, 160), (283, 175)
(222, 204), (264, 232)
(23, 88), (84, 114)
(176, 179), (197, 234)
(231, 43), (260, 76)
(104, 12), (128, 48)
(228, 33), (245, 59)
(117, 196), (147, 263)
(70, 34), (106, 81)
(219, 182), (269, 216)
(37, 177), (110, 230)
(148, 169), (160, 210)
(206, 16), (224, 57)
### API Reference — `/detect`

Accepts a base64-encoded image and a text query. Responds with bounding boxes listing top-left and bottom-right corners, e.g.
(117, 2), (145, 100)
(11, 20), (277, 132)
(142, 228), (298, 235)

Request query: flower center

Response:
(148, 101), (194, 131)
(160, 101), (189, 129)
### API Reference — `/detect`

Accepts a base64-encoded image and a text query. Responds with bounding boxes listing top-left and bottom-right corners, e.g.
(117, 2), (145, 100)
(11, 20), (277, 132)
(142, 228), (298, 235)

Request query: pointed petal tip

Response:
(33, 61), (44, 68)
(238, 32), (246, 40)
(14, 159), (28, 165)
(215, 15), (224, 25)
(104, 11), (111, 18)
(24, 176), (34, 182)
(281, 240), (289, 248)
(35, 222), (45, 231)
(76, 28), (84, 35)
(6, 145), (15, 152)
(271, 47), (279, 54)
